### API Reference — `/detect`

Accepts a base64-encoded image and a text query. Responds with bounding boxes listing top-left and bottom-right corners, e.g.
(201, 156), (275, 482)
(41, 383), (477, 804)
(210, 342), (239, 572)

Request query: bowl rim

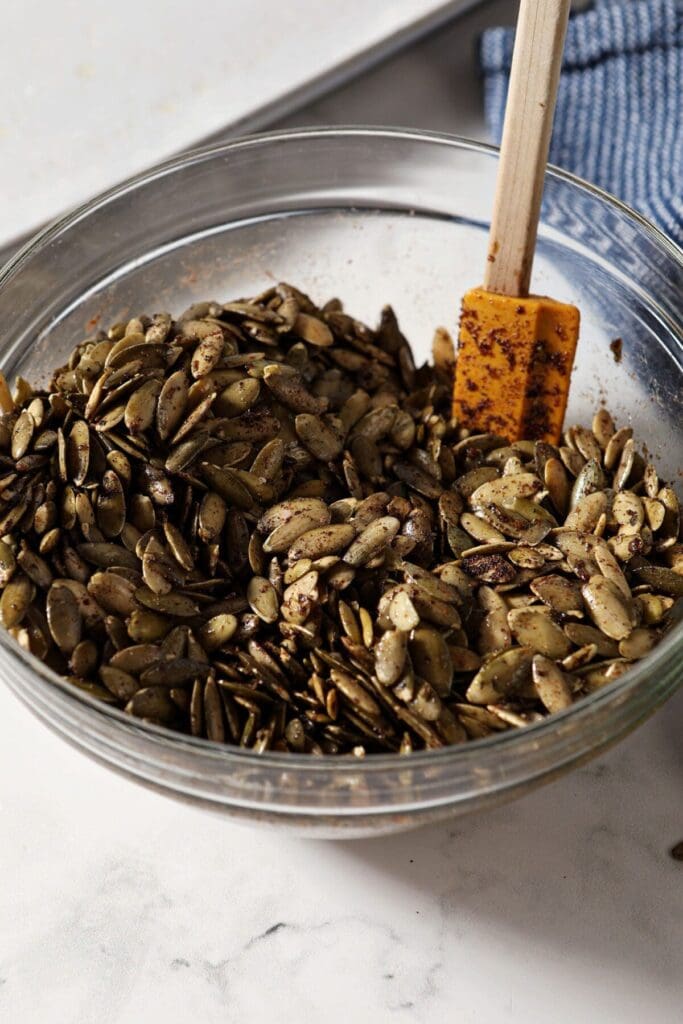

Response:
(1, 125), (681, 773)
(4, 126), (682, 288)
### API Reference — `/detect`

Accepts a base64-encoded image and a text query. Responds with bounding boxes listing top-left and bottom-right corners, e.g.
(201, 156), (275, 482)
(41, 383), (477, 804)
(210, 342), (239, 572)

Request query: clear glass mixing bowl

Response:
(0, 129), (681, 838)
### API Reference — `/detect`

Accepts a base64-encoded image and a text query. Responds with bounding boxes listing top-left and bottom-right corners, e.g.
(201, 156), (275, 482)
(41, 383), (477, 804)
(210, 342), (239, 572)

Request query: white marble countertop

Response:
(3, 675), (682, 1023)
(2, 2), (682, 1022)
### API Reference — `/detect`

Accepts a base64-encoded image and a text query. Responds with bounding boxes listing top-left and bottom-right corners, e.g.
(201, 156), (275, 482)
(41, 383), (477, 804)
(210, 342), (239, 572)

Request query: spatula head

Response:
(453, 287), (580, 444)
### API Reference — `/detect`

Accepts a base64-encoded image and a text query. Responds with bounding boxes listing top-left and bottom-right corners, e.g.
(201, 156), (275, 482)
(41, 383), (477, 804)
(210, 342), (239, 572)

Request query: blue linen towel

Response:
(480, 0), (683, 247)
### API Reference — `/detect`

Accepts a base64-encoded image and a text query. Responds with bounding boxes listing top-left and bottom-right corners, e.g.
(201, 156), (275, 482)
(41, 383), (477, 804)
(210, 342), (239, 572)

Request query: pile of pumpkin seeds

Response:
(0, 282), (681, 756)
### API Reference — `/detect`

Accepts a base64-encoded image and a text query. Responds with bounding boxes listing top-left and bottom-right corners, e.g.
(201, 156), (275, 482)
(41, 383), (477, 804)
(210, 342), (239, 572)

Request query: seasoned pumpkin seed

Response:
(582, 576), (633, 641)
(532, 654), (573, 712)
(0, 287), (677, 755)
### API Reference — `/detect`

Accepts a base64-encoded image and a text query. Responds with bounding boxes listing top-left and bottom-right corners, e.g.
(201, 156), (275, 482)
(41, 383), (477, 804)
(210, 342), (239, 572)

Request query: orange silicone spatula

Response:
(453, 0), (579, 444)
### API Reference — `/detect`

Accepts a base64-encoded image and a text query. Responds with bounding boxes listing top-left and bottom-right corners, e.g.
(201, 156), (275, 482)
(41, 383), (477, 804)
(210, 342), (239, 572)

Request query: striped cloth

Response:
(480, 0), (683, 246)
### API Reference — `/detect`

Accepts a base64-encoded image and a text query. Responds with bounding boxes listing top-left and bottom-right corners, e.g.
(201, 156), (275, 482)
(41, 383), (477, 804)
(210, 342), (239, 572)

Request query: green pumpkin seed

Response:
(46, 583), (82, 653)
(0, 286), (676, 756)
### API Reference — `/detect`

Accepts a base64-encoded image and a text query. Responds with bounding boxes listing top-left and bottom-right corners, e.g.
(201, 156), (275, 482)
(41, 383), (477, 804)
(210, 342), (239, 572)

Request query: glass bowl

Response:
(1, 128), (681, 838)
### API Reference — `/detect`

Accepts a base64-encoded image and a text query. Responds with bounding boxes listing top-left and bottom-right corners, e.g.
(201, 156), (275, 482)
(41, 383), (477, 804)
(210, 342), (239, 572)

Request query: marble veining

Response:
(2, 677), (682, 1023)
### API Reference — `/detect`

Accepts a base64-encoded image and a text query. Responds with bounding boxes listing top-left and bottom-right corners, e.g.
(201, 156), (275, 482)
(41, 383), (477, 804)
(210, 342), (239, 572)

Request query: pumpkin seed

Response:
(531, 654), (573, 712)
(582, 576), (633, 641)
(191, 331), (224, 378)
(530, 574), (583, 614)
(619, 628), (657, 660)
(470, 472), (542, 508)
(466, 647), (534, 705)
(0, 287), (677, 755)
(0, 541), (16, 586)
(632, 564), (683, 598)
(374, 629), (408, 685)
(246, 576), (279, 624)
(507, 607), (572, 659)
(389, 589), (420, 632)
(0, 576), (33, 628)
(213, 377), (259, 418)
(343, 516), (401, 567)
(262, 365), (326, 415)
(263, 508), (332, 554)
(294, 413), (343, 461)
(11, 410), (35, 461)
(294, 312), (334, 347)
(409, 626), (453, 696)
(46, 583), (82, 653)
(288, 523), (356, 562)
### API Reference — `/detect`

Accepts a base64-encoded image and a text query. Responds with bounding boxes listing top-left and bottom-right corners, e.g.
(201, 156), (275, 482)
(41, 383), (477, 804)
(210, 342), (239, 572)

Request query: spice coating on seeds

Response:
(0, 284), (679, 755)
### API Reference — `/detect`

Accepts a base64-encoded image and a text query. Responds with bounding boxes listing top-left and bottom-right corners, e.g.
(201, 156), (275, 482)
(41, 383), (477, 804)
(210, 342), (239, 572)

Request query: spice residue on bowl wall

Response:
(610, 337), (623, 363)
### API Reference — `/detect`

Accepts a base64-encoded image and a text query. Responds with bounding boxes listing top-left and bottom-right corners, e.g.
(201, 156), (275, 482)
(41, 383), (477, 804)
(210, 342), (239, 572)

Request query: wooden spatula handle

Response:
(484, 0), (571, 298)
